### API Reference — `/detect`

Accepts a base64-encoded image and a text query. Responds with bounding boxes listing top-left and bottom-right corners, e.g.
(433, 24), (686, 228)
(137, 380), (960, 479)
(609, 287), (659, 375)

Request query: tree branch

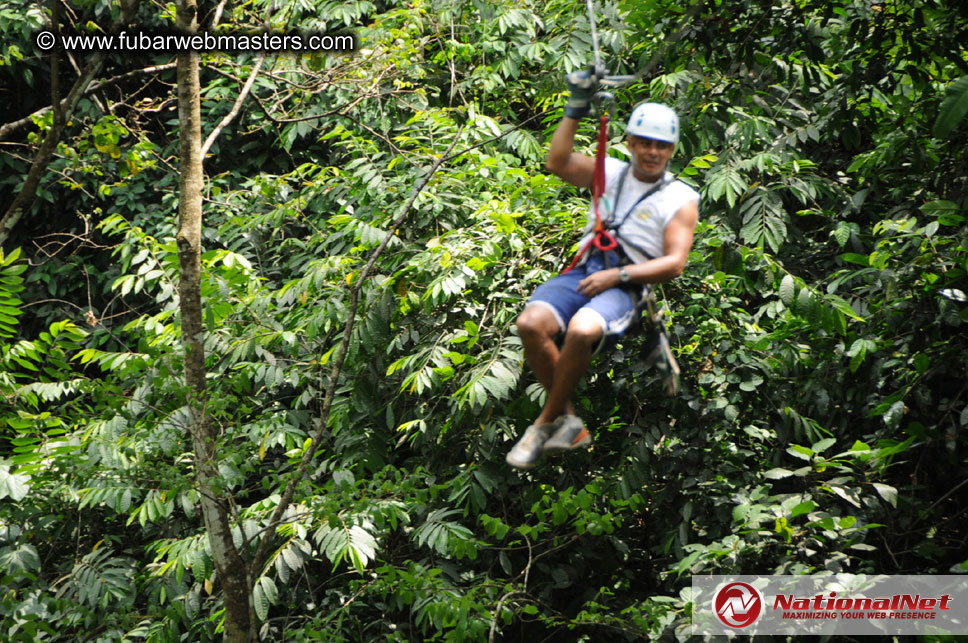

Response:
(210, 0), (230, 29)
(488, 591), (525, 643)
(200, 53), (266, 160)
(0, 62), (178, 142)
(0, 0), (140, 246)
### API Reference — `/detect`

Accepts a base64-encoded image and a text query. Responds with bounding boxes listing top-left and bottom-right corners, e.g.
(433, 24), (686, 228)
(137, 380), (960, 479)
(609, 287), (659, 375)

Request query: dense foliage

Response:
(1, 0), (967, 640)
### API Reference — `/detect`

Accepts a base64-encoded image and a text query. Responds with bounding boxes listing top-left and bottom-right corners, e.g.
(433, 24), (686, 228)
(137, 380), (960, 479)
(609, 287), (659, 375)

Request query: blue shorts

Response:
(526, 252), (639, 354)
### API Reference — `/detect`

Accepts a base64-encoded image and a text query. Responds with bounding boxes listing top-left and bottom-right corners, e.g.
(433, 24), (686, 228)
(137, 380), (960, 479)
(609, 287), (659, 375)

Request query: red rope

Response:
(563, 114), (618, 274)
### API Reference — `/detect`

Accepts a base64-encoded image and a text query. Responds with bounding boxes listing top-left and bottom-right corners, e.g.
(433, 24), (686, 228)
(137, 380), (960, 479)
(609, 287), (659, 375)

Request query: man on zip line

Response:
(507, 72), (700, 469)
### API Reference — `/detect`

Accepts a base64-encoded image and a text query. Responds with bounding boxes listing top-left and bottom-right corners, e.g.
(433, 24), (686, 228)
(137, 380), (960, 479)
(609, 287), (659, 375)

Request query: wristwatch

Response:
(618, 267), (630, 283)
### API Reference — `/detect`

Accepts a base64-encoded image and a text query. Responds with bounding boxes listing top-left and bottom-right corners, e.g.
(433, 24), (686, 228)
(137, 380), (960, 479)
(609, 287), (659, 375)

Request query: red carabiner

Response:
(593, 227), (618, 252)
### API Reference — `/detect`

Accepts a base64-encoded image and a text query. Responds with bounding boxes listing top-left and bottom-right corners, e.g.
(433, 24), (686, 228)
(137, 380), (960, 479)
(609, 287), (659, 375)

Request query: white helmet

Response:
(626, 103), (680, 145)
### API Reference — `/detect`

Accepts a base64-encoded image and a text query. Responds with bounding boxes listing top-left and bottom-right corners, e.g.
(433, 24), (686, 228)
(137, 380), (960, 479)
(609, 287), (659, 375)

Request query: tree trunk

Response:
(174, 1), (255, 641)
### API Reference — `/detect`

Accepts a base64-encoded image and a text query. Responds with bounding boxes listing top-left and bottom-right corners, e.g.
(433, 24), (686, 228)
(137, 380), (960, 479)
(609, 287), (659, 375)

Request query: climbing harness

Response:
(562, 156), (673, 276)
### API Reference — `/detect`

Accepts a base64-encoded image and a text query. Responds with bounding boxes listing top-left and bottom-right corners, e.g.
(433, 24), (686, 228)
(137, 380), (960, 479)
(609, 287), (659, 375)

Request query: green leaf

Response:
(0, 544), (41, 573)
(920, 200), (960, 217)
(0, 466), (30, 501)
(706, 162), (748, 208)
(795, 288), (818, 323)
(820, 303), (844, 336)
(811, 437), (836, 454)
(847, 338), (875, 372)
(882, 400), (905, 430)
(790, 501), (816, 518)
(259, 576), (278, 605)
(833, 221), (851, 247)
(827, 294), (865, 321)
(1, 247), (23, 265)
(1, 263), (27, 276)
(779, 274), (795, 305)
(813, 517), (837, 531)
(253, 581), (269, 621)
(933, 75), (968, 137)
(763, 467), (796, 479)
(826, 485), (861, 508)
(347, 525), (377, 572)
(841, 253), (869, 266)
(872, 483), (897, 507)
(739, 187), (786, 251)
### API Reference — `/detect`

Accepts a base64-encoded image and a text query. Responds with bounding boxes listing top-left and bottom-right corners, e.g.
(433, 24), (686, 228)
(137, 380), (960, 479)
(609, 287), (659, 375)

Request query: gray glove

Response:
(564, 69), (599, 120)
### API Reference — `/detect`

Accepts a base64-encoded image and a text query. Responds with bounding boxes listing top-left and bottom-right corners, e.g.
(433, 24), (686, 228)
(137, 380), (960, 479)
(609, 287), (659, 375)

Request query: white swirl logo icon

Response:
(36, 31), (57, 51)
(713, 581), (765, 629)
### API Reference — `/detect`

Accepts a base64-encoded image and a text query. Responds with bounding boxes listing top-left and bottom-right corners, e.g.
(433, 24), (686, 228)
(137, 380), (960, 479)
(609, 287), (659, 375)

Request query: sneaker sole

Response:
(543, 428), (592, 454)
(506, 453), (540, 469)
(506, 424), (555, 469)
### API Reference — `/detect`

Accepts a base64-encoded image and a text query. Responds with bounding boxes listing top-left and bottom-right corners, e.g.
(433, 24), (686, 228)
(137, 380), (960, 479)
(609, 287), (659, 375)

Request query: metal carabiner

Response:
(591, 90), (616, 120)
(600, 74), (637, 89)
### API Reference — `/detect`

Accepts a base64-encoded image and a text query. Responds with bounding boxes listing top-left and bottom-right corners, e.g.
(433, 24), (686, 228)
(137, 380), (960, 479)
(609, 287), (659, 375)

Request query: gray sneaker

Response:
(506, 423), (555, 469)
(543, 414), (592, 454)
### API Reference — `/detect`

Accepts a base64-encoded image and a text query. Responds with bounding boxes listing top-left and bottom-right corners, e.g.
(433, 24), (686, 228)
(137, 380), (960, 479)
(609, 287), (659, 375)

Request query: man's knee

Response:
(516, 306), (558, 338)
(516, 305), (560, 343)
(564, 310), (605, 348)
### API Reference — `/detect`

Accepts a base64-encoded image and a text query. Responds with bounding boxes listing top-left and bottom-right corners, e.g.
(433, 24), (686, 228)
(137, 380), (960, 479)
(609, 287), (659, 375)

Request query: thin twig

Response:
(210, 0), (229, 29)
(439, 108), (554, 165)
(925, 476), (968, 514)
(488, 591), (524, 643)
(337, 111), (407, 156)
(245, 83), (413, 125)
(200, 53), (267, 159)
(516, 533), (580, 587)
(0, 62), (175, 142)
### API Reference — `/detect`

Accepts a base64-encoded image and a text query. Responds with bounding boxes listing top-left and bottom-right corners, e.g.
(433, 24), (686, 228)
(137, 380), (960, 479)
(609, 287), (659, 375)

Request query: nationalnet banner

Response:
(692, 575), (968, 636)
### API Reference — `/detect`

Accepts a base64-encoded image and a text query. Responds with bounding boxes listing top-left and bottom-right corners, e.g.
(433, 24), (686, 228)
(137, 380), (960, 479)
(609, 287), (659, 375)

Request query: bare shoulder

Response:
(671, 199), (699, 230)
(663, 199), (699, 260)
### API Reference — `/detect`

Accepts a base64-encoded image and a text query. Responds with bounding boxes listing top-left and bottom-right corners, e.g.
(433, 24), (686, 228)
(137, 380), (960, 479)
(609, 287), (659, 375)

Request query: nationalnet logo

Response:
(693, 575), (968, 636)
(713, 581), (764, 628)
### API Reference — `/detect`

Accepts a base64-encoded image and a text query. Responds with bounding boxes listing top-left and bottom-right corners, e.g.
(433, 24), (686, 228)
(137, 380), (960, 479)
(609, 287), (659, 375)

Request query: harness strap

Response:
(608, 168), (669, 234)
(563, 163), (670, 273)
(562, 113), (616, 274)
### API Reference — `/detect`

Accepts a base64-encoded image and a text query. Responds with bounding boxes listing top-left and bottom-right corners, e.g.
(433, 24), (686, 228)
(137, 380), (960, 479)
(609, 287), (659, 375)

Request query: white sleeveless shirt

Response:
(578, 157), (700, 265)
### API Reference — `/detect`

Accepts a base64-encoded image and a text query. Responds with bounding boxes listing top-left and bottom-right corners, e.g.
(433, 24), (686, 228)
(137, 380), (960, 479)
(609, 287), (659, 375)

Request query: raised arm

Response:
(545, 71), (601, 190)
(545, 117), (595, 189)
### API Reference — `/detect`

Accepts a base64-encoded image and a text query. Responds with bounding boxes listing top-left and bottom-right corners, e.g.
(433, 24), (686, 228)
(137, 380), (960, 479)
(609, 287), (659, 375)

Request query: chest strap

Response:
(563, 165), (670, 273)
